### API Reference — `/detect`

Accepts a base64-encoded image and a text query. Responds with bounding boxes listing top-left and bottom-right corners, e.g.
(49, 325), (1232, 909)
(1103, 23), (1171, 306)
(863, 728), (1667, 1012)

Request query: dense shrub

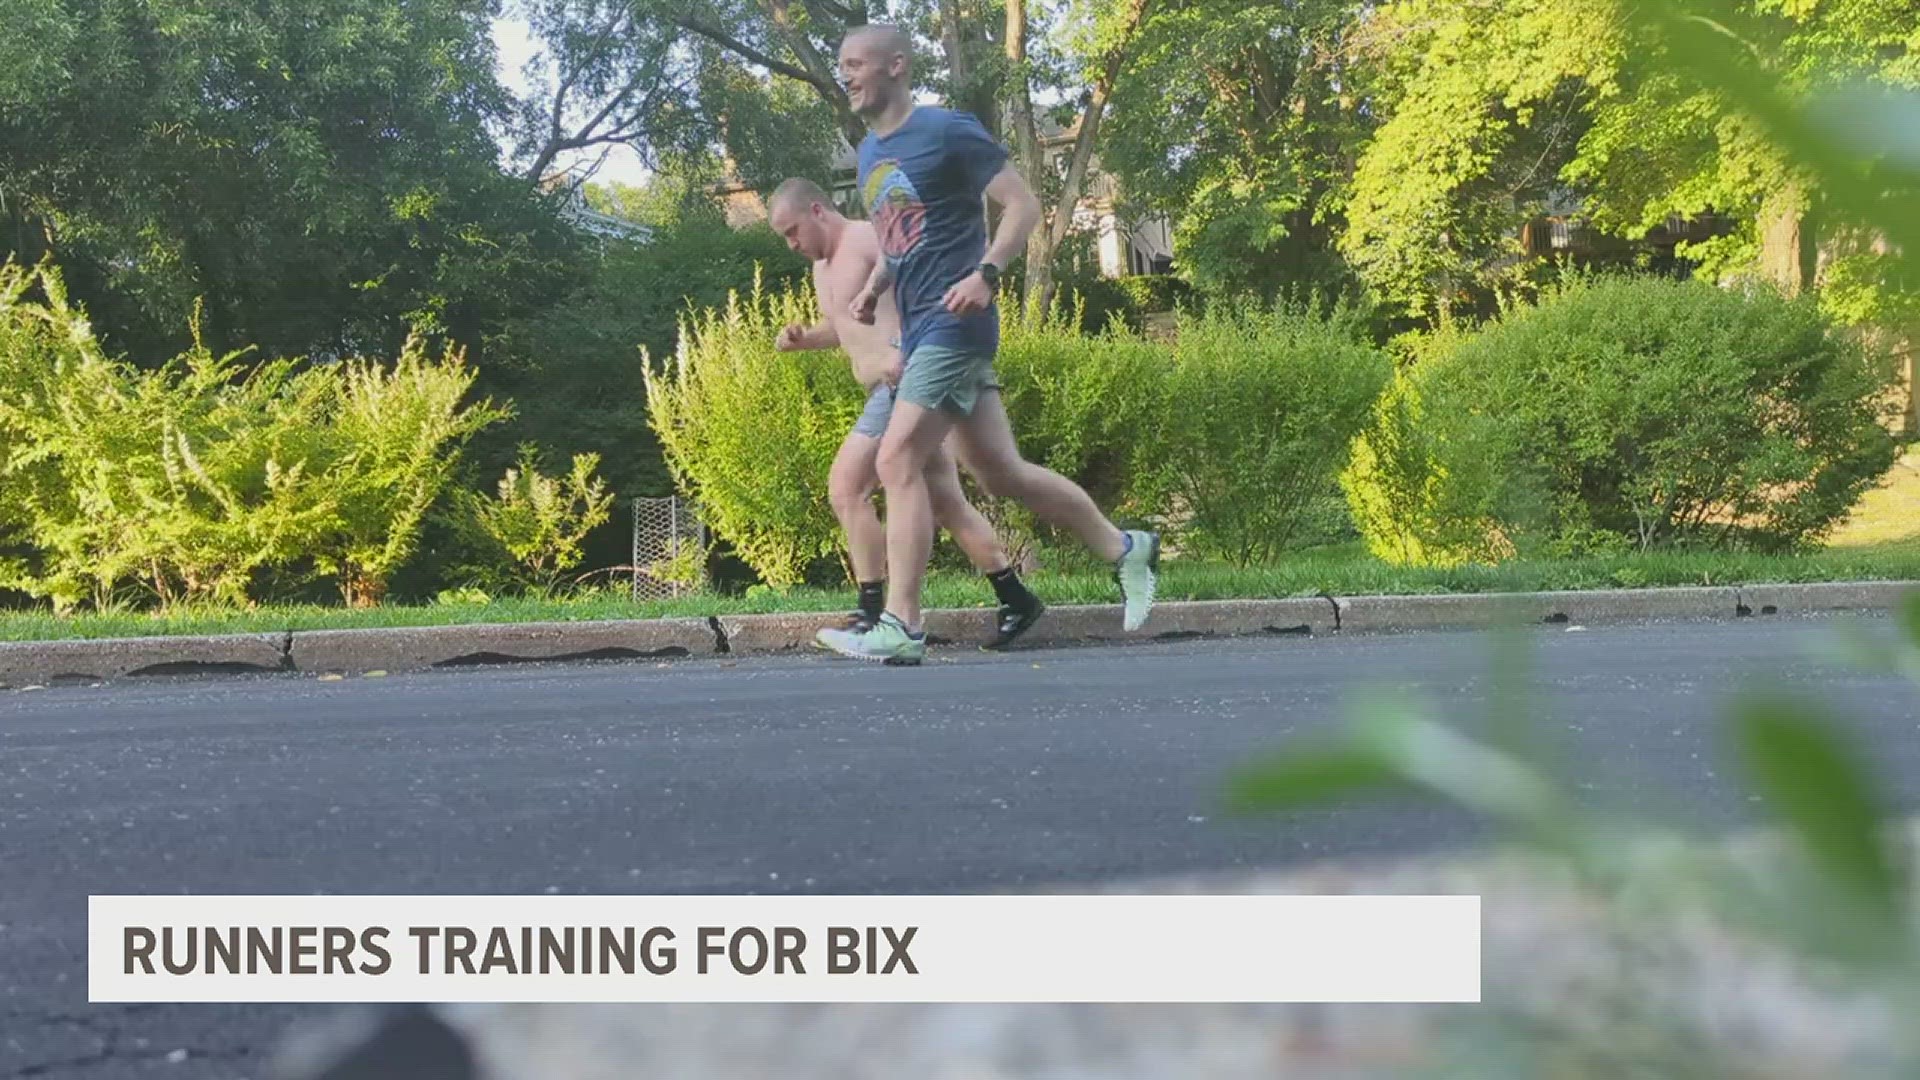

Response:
(642, 274), (864, 590)
(995, 303), (1168, 512)
(316, 340), (507, 606)
(1115, 275), (1195, 315)
(1133, 301), (1391, 565)
(0, 261), (506, 611)
(1343, 275), (1901, 565)
(979, 303), (1171, 565)
(1054, 277), (1142, 333)
(450, 446), (615, 596)
(479, 205), (809, 502)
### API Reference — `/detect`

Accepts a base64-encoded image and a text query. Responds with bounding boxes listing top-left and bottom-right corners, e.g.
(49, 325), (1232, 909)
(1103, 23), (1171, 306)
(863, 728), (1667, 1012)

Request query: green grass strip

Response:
(2, 541), (1916, 642)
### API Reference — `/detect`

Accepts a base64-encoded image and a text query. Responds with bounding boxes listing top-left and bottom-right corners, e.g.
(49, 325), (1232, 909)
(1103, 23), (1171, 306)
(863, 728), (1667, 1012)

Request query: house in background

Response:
(715, 116), (1175, 281)
(539, 175), (655, 243)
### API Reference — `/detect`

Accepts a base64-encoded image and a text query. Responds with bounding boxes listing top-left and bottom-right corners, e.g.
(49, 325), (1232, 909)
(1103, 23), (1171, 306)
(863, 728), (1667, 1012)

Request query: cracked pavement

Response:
(3, 617), (1917, 1078)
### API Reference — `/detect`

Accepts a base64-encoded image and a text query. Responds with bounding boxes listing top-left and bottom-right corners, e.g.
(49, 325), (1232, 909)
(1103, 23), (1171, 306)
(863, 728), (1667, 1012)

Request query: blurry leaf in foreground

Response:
(1224, 740), (1402, 813)
(1806, 83), (1920, 173)
(1734, 693), (1903, 924)
(1354, 702), (1578, 854)
(1626, 0), (1920, 280)
(1822, 608), (1920, 688)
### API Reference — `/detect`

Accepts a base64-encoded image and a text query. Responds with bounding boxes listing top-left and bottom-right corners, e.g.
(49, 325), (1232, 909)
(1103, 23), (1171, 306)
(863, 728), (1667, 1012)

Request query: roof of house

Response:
(538, 174), (654, 242)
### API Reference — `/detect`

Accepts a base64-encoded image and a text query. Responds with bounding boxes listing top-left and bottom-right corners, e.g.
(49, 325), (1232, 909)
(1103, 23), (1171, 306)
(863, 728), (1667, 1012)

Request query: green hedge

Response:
(0, 262), (509, 610)
(642, 274), (864, 590)
(1343, 275), (1902, 565)
(1135, 302), (1390, 565)
(648, 283), (1390, 583)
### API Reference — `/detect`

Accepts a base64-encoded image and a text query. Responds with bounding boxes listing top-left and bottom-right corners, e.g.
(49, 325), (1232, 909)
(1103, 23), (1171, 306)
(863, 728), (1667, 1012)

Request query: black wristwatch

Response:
(977, 262), (1001, 288)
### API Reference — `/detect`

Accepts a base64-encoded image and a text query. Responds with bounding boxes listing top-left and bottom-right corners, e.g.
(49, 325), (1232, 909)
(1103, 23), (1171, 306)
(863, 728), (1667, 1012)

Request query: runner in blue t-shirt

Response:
(814, 23), (1160, 666)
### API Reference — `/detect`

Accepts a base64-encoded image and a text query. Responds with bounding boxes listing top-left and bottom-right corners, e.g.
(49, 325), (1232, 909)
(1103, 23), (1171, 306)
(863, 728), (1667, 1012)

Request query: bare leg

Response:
(828, 432), (885, 584)
(874, 399), (955, 631)
(925, 438), (1009, 575)
(952, 389), (1126, 563)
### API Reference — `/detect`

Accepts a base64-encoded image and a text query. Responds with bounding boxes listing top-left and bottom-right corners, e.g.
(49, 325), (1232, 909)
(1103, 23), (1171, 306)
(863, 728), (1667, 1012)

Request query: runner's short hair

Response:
(845, 23), (912, 71)
(771, 177), (832, 215)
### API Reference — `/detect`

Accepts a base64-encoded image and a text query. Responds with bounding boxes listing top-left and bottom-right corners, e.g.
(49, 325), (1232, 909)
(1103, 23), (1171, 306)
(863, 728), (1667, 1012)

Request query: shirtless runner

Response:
(767, 177), (1045, 651)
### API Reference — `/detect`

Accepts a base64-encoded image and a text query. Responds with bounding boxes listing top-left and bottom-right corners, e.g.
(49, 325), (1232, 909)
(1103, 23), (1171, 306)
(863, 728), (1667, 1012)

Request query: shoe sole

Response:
(1120, 533), (1161, 632)
(817, 638), (925, 666)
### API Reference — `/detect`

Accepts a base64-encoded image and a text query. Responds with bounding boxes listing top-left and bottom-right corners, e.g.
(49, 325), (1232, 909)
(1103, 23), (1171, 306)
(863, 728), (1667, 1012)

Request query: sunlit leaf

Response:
(1224, 740), (1402, 812)
(1734, 693), (1902, 920)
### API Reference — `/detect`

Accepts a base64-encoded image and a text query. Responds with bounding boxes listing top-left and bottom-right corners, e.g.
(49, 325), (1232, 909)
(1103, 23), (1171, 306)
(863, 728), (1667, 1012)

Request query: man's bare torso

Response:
(815, 221), (901, 390)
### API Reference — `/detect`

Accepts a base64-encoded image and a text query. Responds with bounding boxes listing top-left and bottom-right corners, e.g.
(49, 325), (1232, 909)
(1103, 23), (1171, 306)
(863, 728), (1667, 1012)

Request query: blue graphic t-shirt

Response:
(856, 107), (1008, 360)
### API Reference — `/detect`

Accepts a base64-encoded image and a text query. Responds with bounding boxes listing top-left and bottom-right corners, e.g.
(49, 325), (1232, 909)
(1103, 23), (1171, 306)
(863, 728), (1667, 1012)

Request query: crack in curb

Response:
(1732, 587), (1781, 618)
(707, 616), (732, 655)
(1319, 592), (1341, 632)
(281, 630), (296, 671)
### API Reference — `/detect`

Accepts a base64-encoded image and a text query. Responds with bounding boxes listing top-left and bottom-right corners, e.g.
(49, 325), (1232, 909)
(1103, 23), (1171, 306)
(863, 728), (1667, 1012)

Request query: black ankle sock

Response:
(857, 580), (885, 620)
(987, 567), (1037, 608)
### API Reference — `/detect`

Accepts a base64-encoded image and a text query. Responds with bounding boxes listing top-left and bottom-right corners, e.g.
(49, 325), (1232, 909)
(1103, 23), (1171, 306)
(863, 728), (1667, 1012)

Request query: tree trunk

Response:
(944, 0), (970, 110)
(1018, 0), (1154, 320)
(1902, 340), (1918, 437)
(342, 566), (387, 609)
(1758, 181), (1817, 295)
(1005, 0), (1044, 319)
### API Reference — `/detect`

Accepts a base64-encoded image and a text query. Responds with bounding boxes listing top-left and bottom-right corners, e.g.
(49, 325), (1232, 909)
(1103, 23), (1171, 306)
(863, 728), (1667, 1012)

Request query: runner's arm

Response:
(850, 249), (892, 324)
(981, 164), (1042, 270)
(859, 254), (892, 300)
(779, 263), (841, 350)
(797, 320), (840, 350)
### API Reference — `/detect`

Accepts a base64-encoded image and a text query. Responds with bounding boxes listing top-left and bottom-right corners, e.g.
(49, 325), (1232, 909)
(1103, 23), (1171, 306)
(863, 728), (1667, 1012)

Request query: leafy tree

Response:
(519, 0), (1148, 319)
(476, 193), (808, 502)
(1340, 0), (1920, 320)
(0, 0), (580, 364)
(1099, 0), (1370, 301)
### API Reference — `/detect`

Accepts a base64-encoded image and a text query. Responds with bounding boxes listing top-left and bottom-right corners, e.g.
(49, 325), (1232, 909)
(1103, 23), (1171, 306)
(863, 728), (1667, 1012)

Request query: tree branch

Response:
(756, 0), (865, 145)
(672, 14), (832, 91)
(527, 8), (632, 183)
(803, 0), (861, 27)
(1049, 0), (1154, 253)
(566, 58), (659, 151)
(1022, 0), (1156, 314)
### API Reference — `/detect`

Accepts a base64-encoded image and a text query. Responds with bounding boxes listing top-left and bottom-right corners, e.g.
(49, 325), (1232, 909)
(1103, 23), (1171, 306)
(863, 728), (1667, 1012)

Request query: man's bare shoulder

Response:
(844, 220), (880, 251)
(824, 221), (879, 270)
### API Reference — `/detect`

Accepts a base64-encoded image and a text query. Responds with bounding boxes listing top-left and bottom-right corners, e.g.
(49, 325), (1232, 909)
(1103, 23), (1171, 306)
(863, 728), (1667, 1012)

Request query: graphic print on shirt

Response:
(862, 159), (925, 262)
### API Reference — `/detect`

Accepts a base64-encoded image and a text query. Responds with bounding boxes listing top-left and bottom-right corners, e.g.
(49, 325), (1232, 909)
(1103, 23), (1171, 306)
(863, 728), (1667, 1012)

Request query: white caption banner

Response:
(91, 894), (1480, 1004)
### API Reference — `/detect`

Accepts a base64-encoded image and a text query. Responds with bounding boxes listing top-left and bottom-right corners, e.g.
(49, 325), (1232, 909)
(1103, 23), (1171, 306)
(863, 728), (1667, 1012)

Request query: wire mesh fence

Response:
(630, 495), (708, 601)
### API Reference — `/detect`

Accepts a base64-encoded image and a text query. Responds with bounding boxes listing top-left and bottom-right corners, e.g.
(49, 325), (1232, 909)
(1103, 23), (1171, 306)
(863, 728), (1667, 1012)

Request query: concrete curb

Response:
(1, 581), (1912, 687)
(0, 632), (289, 686)
(1735, 580), (1919, 617)
(1335, 585), (1740, 633)
(715, 597), (1341, 656)
(290, 619), (717, 676)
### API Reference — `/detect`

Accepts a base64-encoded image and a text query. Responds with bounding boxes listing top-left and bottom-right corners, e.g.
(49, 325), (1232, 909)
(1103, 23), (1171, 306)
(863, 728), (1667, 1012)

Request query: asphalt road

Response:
(3, 616), (1916, 1078)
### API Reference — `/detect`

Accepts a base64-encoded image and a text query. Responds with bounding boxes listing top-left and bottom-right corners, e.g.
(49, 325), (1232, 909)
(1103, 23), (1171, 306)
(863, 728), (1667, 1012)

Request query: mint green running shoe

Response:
(1116, 530), (1160, 632)
(814, 612), (928, 666)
